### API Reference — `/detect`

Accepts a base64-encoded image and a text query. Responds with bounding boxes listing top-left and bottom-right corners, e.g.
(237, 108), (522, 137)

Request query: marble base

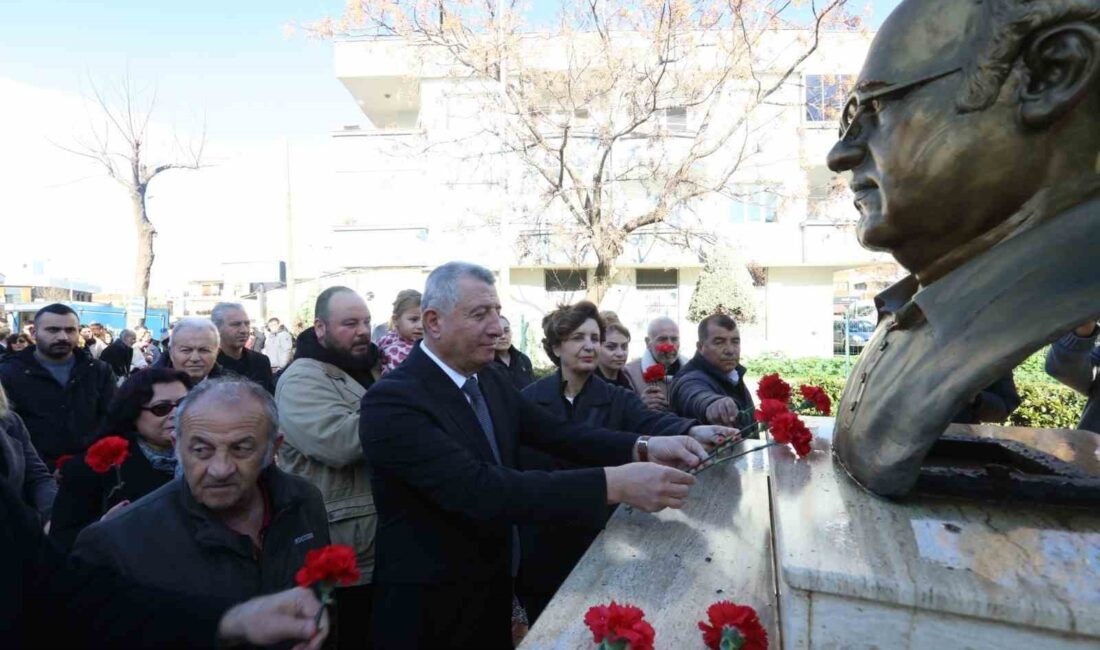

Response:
(771, 418), (1100, 649)
(519, 450), (777, 649)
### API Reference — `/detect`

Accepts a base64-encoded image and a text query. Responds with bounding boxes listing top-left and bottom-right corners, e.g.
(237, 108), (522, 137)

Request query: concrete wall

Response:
(760, 266), (837, 358)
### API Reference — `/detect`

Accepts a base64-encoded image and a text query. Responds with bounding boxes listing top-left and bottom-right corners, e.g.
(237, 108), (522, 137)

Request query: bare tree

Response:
(57, 74), (206, 321)
(311, 0), (859, 302)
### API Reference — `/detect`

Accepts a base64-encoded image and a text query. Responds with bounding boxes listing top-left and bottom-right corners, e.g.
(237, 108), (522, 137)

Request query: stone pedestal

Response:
(771, 418), (1100, 649)
(519, 450), (778, 648)
(522, 418), (1100, 649)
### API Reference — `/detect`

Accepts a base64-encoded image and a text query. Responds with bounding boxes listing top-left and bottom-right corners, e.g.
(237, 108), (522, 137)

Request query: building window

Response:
(664, 107), (687, 132)
(729, 186), (779, 224)
(544, 268), (587, 292)
(636, 268), (678, 290)
(805, 74), (854, 123)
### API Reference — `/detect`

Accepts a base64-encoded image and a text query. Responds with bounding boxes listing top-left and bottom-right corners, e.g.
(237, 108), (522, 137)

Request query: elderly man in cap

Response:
(73, 377), (330, 601)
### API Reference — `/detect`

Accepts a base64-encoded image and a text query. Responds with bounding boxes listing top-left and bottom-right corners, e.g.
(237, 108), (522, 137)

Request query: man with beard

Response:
(0, 304), (116, 468)
(212, 303), (275, 394)
(275, 286), (381, 649)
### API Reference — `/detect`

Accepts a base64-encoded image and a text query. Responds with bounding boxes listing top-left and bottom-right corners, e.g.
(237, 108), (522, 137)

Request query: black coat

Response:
(0, 347), (116, 467)
(97, 340), (133, 379)
(217, 348), (275, 394)
(516, 371), (696, 619)
(668, 353), (756, 431)
(493, 346), (535, 391)
(0, 478), (232, 649)
(0, 412), (56, 523)
(72, 466), (329, 603)
(359, 344), (637, 648)
(49, 442), (174, 552)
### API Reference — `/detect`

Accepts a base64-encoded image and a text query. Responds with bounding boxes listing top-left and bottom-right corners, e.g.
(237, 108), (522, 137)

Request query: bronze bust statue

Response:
(828, 0), (1100, 497)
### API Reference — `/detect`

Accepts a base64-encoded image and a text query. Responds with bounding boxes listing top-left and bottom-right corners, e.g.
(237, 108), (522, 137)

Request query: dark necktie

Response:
(460, 376), (519, 576)
(461, 377), (502, 462)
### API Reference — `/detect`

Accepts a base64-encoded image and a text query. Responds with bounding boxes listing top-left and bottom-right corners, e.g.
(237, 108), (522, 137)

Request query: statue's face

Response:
(826, 0), (1046, 274)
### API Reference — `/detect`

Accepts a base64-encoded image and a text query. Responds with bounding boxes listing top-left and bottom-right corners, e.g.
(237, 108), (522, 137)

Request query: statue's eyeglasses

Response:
(838, 67), (962, 141)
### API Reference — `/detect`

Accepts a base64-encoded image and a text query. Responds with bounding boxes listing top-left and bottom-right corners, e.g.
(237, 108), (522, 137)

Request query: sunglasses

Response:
(838, 67), (962, 141)
(141, 400), (183, 417)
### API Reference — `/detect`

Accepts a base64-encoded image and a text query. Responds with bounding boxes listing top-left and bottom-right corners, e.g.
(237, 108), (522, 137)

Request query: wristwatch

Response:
(636, 435), (652, 462)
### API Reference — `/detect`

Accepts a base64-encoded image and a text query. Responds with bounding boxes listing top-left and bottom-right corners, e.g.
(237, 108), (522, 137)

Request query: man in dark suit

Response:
(360, 262), (708, 649)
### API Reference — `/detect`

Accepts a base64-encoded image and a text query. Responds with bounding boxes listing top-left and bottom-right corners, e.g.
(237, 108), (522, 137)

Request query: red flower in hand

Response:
(85, 436), (130, 473)
(654, 342), (676, 355)
(295, 544), (361, 589)
(584, 601), (655, 650)
(799, 385), (832, 415)
(756, 374), (791, 403)
(754, 399), (789, 425)
(698, 600), (768, 650)
(641, 364), (666, 384)
(55, 454), (75, 472)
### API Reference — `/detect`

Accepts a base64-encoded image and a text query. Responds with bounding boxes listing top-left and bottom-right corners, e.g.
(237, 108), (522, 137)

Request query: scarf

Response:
(289, 327), (380, 391)
(137, 439), (178, 476)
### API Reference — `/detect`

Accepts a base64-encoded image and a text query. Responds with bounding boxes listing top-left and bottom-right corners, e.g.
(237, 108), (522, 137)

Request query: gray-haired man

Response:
(212, 302), (275, 394)
(154, 317), (224, 384)
(73, 378), (330, 602)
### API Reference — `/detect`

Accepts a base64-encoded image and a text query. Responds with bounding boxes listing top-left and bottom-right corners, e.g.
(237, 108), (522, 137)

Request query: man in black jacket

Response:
(360, 261), (709, 649)
(98, 329), (136, 379)
(73, 378), (330, 602)
(0, 304), (116, 468)
(212, 302), (275, 393)
(0, 477), (330, 649)
(669, 314), (756, 431)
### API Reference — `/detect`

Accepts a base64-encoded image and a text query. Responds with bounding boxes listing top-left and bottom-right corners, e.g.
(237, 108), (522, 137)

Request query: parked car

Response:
(834, 319), (875, 354)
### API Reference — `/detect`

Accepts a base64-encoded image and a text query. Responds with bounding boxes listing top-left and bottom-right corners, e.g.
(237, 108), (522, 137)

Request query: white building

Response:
(312, 28), (890, 364)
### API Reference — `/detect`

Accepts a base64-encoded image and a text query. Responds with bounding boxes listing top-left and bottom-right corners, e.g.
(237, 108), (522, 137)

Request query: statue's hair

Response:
(958, 0), (1100, 112)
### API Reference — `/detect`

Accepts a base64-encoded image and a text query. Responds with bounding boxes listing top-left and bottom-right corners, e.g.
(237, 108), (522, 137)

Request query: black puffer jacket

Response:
(668, 353), (756, 431)
(0, 347), (116, 467)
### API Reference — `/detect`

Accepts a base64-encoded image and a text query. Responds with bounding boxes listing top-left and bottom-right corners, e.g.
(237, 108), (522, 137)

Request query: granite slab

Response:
(769, 417), (1100, 640)
(520, 449), (778, 649)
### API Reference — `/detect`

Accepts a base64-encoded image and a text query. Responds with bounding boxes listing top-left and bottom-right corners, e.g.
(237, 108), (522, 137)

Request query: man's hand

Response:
(704, 397), (741, 426)
(688, 425), (740, 450)
(605, 463), (697, 512)
(217, 587), (329, 650)
(638, 435), (708, 470)
(1074, 321), (1099, 338)
(640, 385), (669, 411)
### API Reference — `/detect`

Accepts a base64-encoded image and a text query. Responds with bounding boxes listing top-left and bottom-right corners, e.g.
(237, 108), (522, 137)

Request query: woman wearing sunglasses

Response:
(50, 368), (192, 550)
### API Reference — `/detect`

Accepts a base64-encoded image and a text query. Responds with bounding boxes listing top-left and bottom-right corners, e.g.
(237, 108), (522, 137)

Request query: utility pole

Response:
(285, 138), (296, 329)
(495, 0), (511, 315)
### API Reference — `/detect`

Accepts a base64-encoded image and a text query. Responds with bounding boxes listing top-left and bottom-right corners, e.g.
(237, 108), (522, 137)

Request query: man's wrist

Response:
(634, 435), (651, 462)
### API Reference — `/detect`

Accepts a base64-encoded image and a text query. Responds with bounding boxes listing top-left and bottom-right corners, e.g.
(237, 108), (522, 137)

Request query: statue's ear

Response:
(1019, 23), (1100, 127)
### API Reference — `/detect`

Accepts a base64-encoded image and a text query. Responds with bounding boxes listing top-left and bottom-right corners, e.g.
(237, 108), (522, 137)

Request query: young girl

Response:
(377, 289), (423, 374)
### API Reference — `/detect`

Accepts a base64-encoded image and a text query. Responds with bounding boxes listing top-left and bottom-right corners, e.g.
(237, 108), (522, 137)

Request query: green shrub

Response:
(1009, 381), (1087, 429)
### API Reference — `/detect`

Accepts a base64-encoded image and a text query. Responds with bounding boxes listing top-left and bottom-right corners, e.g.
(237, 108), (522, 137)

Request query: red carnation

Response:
(756, 373), (791, 403)
(799, 385), (832, 416)
(655, 342), (676, 355)
(85, 436), (130, 473)
(769, 412), (813, 457)
(698, 600), (768, 650)
(295, 544), (361, 589)
(790, 426), (814, 458)
(583, 601), (655, 650)
(54, 454), (75, 472)
(754, 399), (789, 425)
(641, 364), (666, 384)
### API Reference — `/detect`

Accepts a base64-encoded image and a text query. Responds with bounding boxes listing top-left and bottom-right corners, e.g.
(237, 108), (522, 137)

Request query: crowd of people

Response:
(0, 259), (1097, 649)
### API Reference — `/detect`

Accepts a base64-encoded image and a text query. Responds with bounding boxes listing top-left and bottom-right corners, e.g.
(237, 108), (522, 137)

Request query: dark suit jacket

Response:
(516, 371), (695, 617)
(98, 340), (133, 379)
(360, 345), (638, 586)
(49, 441), (173, 551)
(0, 412), (56, 523)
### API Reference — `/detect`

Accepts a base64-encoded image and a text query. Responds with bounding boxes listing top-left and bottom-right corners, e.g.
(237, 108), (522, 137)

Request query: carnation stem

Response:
(103, 465), (126, 509)
(691, 442), (780, 475)
(692, 421), (760, 470)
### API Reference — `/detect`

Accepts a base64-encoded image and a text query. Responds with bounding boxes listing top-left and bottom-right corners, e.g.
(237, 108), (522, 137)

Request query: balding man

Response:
(154, 317), (224, 384)
(276, 286), (382, 650)
(73, 378), (330, 601)
(99, 329), (137, 379)
(360, 262), (707, 649)
(212, 303), (275, 394)
(622, 317), (688, 412)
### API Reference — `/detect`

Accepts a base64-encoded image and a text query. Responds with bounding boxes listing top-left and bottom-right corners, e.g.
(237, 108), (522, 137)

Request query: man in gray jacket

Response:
(73, 378), (329, 602)
(1045, 321), (1099, 433)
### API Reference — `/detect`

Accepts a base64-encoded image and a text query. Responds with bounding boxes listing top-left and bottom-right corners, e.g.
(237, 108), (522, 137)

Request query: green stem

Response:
(691, 442), (780, 475)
